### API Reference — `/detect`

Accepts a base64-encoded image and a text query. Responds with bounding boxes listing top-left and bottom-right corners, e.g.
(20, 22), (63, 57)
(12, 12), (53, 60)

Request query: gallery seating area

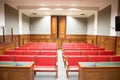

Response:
(0, 42), (120, 79)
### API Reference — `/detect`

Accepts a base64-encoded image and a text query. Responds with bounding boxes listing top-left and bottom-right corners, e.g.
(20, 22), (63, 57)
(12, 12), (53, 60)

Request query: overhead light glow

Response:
(67, 8), (80, 11)
(71, 4), (77, 6)
(54, 8), (63, 10)
(38, 8), (51, 10)
(57, 3), (60, 6)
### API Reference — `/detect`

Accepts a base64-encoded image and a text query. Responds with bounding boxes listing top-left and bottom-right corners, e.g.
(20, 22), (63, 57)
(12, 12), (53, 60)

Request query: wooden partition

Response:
(116, 36), (120, 55)
(0, 62), (34, 80)
(30, 34), (86, 48)
(86, 35), (97, 45)
(0, 34), (119, 55)
(78, 62), (120, 80)
(19, 34), (30, 46)
(96, 35), (116, 51)
(0, 34), (30, 55)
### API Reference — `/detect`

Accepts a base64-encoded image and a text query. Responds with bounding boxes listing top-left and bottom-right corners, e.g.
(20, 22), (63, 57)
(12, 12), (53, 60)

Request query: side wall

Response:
(97, 5), (111, 36)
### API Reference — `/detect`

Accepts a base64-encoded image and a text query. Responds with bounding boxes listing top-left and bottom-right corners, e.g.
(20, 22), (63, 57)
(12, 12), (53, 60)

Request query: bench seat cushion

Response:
(34, 65), (57, 72)
(68, 66), (79, 71)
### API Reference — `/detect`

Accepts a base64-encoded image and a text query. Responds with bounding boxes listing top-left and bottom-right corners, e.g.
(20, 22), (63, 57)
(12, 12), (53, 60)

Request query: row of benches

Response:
(63, 50), (114, 56)
(63, 55), (120, 77)
(5, 50), (57, 55)
(0, 55), (58, 78)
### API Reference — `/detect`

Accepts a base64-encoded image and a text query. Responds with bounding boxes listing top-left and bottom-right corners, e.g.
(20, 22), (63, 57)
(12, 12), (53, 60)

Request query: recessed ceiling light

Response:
(71, 4), (77, 6)
(32, 13), (37, 15)
(57, 3), (60, 6)
(54, 8), (63, 10)
(80, 13), (85, 15)
(38, 8), (51, 10)
(40, 3), (47, 6)
(67, 8), (80, 11)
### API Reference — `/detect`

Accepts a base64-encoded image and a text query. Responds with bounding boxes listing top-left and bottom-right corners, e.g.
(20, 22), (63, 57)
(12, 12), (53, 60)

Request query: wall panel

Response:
(116, 36), (120, 55)
(97, 35), (116, 53)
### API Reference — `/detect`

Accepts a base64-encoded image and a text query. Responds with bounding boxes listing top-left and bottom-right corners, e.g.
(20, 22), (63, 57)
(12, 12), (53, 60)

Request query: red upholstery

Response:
(66, 56), (88, 78)
(81, 51), (98, 55)
(99, 50), (114, 55)
(110, 56), (120, 62)
(0, 55), (13, 61)
(15, 47), (29, 50)
(64, 50), (81, 55)
(14, 55), (34, 62)
(67, 56), (88, 66)
(34, 55), (58, 78)
(91, 48), (105, 50)
(89, 56), (109, 62)
(77, 48), (91, 50)
(6, 50), (22, 55)
(29, 47), (43, 50)
(43, 46), (57, 50)
(40, 50), (57, 55)
(35, 55), (56, 66)
(23, 50), (39, 55)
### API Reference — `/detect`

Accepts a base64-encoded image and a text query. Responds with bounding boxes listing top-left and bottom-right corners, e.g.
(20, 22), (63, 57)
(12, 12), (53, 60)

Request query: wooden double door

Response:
(51, 16), (66, 39)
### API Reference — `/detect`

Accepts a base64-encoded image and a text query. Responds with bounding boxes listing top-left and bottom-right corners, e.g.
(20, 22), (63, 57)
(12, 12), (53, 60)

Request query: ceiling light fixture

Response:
(67, 8), (80, 11)
(38, 8), (51, 10)
(54, 8), (63, 10)
(80, 13), (85, 15)
(71, 4), (77, 6)
(32, 13), (37, 15)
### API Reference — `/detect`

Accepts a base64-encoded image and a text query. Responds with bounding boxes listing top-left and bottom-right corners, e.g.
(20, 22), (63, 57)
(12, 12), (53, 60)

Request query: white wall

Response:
(110, 0), (119, 36)
(22, 14), (30, 34)
(66, 16), (87, 34)
(30, 16), (51, 34)
(87, 15), (94, 35)
(0, 0), (5, 35)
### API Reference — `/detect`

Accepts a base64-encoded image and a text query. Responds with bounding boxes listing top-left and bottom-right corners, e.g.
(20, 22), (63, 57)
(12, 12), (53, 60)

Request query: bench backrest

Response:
(89, 56), (109, 62)
(110, 56), (120, 62)
(40, 50), (57, 55)
(81, 51), (98, 55)
(0, 55), (13, 61)
(23, 50), (39, 55)
(14, 55), (34, 62)
(99, 50), (114, 55)
(6, 50), (22, 55)
(67, 56), (88, 66)
(35, 56), (56, 66)
(64, 50), (81, 55)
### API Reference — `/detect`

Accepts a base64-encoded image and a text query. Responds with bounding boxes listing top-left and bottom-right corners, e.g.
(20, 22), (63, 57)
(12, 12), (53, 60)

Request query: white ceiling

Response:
(5, 0), (112, 17)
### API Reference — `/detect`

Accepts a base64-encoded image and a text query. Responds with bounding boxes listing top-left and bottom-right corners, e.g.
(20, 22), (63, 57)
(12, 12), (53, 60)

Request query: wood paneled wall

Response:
(97, 35), (116, 51)
(0, 34), (30, 55)
(86, 35), (97, 45)
(0, 34), (120, 55)
(116, 37), (120, 55)
(30, 34), (86, 48)
(83, 35), (120, 55)
(19, 34), (30, 46)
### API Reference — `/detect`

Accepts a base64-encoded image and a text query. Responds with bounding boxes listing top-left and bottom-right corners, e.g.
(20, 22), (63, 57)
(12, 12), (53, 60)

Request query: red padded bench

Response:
(89, 56), (109, 62)
(13, 55), (34, 62)
(99, 50), (114, 55)
(6, 50), (22, 55)
(109, 55), (120, 62)
(40, 50), (57, 55)
(91, 48), (105, 50)
(63, 50), (81, 55)
(65, 56), (88, 78)
(34, 55), (58, 78)
(81, 51), (98, 55)
(15, 47), (30, 50)
(22, 50), (39, 55)
(0, 55), (13, 61)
